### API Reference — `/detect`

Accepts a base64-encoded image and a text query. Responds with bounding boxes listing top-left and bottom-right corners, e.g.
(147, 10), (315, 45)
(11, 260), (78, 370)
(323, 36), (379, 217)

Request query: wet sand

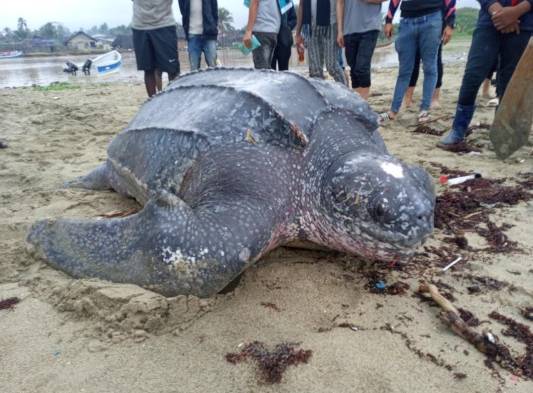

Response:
(0, 62), (532, 393)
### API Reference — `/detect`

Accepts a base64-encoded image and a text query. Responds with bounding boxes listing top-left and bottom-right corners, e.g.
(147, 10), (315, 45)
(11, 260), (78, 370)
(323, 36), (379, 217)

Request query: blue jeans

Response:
(188, 35), (217, 71)
(457, 25), (531, 106)
(391, 11), (442, 113)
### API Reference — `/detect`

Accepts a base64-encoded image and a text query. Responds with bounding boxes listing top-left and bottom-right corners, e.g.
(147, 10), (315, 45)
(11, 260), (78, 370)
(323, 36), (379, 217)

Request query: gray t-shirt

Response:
(132, 0), (176, 30)
(189, 0), (203, 34)
(253, 0), (281, 34)
(311, 0), (337, 26)
(343, 0), (382, 34)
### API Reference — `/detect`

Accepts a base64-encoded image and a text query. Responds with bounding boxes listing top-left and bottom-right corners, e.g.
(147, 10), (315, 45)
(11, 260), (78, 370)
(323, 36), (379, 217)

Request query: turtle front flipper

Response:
(27, 193), (278, 297)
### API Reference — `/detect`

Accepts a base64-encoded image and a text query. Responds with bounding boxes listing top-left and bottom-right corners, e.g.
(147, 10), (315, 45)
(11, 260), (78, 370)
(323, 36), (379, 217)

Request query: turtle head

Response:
(323, 153), (435, 262)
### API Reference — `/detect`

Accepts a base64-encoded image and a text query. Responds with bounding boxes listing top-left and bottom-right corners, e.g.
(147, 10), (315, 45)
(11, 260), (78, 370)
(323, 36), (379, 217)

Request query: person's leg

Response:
(307, 27), (324, 78)
(404, 49), (421, 108)
(271, 43), (280, 70)
(431, 42), (444, 107)
(188, 35), (202, 71)
(155, 69), (163, 92)
(344, 33), (360, 89)
(202, 38), (218, 68)
(389, 18), (418, 117)
(324, 24), (347, 84)
(151, 26), (180, 83)
(144, 71), (157, 97)
(440, 26), (499, 145)
(277, 40), (292, 71)
(497, 31), (531, 99)
(418, 12), (442, 113)
(252, 32), (277, 69)
(132, 28), (157, 97)
(352, 30), (379, 100)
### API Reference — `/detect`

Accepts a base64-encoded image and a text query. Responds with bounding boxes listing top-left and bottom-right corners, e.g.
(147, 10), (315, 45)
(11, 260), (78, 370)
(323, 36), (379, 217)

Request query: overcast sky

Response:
(1, 0), (480, 31)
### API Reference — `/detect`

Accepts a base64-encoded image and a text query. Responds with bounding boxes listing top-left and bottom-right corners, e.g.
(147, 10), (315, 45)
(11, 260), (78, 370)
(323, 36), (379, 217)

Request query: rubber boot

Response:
(439, 104), (475, 145)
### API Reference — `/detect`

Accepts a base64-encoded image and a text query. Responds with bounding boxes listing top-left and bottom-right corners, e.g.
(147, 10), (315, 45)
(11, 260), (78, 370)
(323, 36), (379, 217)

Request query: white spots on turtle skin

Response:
(380, 162), (404, 179)
(239, 248), (251, 262)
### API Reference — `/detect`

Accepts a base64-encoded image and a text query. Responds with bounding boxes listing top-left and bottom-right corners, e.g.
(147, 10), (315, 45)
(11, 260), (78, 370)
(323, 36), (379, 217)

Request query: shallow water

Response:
(0, 43), (469, 89)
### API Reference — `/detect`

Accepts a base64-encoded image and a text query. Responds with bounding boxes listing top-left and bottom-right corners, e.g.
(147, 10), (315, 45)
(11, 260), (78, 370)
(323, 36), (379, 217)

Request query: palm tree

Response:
(218, 7), (234, 47)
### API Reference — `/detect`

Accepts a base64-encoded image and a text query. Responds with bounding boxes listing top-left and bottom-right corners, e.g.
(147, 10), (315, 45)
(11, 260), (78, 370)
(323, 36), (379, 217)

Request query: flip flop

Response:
(418, 111), (431, 124)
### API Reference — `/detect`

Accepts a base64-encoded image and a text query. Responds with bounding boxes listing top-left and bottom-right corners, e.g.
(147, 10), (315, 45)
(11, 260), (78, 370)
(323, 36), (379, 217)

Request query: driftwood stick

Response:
(418, 283), (500, 355)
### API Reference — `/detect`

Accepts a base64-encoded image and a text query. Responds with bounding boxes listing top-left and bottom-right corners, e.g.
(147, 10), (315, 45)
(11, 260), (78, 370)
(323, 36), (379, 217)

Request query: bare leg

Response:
(355, 87), (370, 101)
(431, 87), (441, 108)
(404, 86), (415, 108)
(155, 69), (163, 92)
(144, 71), (157, 97)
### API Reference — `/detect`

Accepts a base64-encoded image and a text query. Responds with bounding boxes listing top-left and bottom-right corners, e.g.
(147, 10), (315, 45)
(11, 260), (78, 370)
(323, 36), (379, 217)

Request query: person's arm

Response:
(442, 0), (456, 45)
(337, 0), (345, 47)
(243, 0), (259, 48)
(384, 0), (401, 38)
(295, 0), (304, 45)
(491, 0), (531, 32)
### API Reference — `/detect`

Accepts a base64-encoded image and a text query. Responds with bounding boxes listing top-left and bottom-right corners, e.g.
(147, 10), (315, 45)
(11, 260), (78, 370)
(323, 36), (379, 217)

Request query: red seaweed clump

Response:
(225, 341), (312, 384)
(413, 125), (445, 136)
(489, 311), (533, 380)
(0, 297), (20, 310)
(434, 176), (532, 253)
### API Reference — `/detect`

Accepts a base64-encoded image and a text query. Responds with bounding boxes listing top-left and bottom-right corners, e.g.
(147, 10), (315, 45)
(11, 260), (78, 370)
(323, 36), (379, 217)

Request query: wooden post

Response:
(490, 37), (533, 160)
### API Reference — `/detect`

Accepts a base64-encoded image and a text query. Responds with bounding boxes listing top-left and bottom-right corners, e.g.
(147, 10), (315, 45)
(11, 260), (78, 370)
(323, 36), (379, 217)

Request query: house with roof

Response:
(65, 31), (97, 51)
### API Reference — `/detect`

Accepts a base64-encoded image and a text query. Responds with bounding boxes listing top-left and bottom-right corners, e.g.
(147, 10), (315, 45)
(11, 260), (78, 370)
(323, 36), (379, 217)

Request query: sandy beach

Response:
(0, 56), (532, 392)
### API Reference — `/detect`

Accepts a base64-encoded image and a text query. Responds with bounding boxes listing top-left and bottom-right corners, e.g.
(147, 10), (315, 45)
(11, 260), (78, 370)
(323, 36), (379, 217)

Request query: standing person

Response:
(271, 1), (297, 71)
(295, 0), (347, 84)
(381, 0), (453, 123)
(243, 0), (282, 69)
(440, 0), (532, 146)
(178, 0), (219, 71)
(131, 0), (180, 97)
(337, 0), (387, 100)
(404, 0), (456, 109)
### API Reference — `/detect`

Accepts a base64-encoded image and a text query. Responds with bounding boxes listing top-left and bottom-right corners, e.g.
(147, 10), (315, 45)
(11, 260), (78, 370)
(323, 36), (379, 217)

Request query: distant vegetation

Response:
(454, 7), (480, 37)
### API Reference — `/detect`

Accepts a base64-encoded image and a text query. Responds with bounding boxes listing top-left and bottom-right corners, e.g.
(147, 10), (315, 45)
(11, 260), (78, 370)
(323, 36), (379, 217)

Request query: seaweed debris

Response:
(413, 125), (445, 136)
(488, 311), (533, 380)
(520, 307), (533, 322)
(0, 297), (20, 310)
(225, 341), (312, 384)
(435, 176), (532, 253)
(260, 302), (281, 312)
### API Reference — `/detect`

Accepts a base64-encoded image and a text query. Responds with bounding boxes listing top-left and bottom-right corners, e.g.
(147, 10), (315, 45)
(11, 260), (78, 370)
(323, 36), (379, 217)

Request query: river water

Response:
(0, 44), (469, 89)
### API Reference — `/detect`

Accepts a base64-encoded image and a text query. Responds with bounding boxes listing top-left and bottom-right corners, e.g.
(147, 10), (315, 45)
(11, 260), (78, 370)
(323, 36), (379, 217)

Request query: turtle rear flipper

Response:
(64, 163), (111, 191)
(27, 193), (274, 297)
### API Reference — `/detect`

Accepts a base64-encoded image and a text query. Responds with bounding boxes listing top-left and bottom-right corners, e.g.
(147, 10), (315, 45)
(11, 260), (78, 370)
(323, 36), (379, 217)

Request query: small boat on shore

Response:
(92, 50), (122, 75)
(0, 50), (23, 59)
(63, 50), (122, 76)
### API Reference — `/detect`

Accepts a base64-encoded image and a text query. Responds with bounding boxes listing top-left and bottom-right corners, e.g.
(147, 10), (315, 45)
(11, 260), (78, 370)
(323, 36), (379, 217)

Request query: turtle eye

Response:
(369, 199), (395, 224)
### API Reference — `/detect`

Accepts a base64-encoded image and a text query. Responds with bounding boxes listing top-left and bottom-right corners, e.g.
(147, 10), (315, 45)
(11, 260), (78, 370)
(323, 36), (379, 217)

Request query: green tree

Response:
(39, 22), (57, 39)
(99, 23), (109, 34)
(15, 17), (29, 40)
(455, 8), (479, 36)
(218, 7), (234, 47)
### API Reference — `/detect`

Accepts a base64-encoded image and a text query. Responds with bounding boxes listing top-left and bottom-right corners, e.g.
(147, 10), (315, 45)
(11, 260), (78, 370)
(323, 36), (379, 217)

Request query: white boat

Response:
(92, 50), (122, 75)
(63, 50), (122, 76)
(0, 50), (23, 59)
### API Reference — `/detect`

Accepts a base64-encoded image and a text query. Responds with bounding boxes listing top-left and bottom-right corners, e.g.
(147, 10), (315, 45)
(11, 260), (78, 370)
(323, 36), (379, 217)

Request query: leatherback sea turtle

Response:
(28, 69), (435, 297)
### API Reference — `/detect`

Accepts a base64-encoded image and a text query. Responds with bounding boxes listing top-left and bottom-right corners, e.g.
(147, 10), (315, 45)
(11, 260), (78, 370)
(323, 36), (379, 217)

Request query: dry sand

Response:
(0, 62), (532, 393)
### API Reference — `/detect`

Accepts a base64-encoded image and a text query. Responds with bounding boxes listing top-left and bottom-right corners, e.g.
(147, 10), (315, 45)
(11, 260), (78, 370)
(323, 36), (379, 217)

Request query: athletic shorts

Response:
(132, 25), (180, 74)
